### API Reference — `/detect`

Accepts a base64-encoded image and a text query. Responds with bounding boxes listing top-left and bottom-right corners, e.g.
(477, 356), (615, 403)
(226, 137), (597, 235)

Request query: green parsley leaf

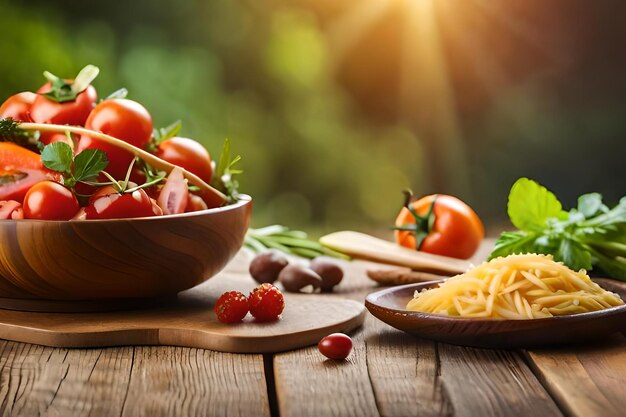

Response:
(489, 231), (539, 260)
(41, 142), (73, 173)
(577, 193), (605, 218)
(507, 178), (566, 232)
(73, 149), (109, 182)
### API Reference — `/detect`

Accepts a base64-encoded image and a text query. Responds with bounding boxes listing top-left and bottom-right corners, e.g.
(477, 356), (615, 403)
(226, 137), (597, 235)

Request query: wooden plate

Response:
(365, 278), (626, 348)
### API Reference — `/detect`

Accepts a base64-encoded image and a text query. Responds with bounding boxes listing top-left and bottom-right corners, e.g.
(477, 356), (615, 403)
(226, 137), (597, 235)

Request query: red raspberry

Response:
(248, 283), (285, 322)
(214, 291), (249, 323)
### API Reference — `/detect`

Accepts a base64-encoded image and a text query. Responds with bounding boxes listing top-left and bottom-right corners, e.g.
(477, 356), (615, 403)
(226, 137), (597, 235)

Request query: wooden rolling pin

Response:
(320, 231), (471, 275)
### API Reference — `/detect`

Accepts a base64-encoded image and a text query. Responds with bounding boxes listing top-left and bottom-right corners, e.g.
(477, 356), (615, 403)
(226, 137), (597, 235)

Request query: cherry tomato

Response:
(30, 83), (97, 126)
(186, 194), (208, 212)
(0, 143), (60, 202)
(40, 132), (72, 146)
(0, 200), (24, 219)
(395, 194), (484, 259)
(155, 137), (213, 183)
(23, 181), (79, 220)
(157, 167), (188, 215)
(318, 333), (353, 360)
(80, 185), (162, 219)
(77, 99), (153, 179)
(0, 92), (36, 121)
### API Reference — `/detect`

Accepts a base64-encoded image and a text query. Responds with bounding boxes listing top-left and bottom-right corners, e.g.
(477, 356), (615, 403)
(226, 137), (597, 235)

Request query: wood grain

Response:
(526, 334), (626, 417)
(0, 341), (269, 417)
(0, 268), (365, 354)
(0, 196), (251, 301)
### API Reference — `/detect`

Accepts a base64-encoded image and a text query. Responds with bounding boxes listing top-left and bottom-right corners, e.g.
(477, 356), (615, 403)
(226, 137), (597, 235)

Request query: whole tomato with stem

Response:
(155, 137), (213, 184)
(0, 92), (36, 121)
(23, 181), (79, 220)
(77, 185), (162, 220)
(77, 99), (153, 179)
(394, 191), (484, 259)
(30, 65), (100, 126)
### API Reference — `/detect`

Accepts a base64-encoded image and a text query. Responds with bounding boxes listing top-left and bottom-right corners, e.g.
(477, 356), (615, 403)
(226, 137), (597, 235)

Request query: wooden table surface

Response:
(1, 245), (625, 417)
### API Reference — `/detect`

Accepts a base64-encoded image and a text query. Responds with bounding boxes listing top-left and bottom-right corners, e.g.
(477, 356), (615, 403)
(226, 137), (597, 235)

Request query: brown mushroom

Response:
(249, 250), (289, 284)
(310, 257), (344, 292)
(278, 264), (322, 293)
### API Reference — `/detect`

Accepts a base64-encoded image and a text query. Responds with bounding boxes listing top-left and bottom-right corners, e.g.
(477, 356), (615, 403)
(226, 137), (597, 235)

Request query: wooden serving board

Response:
(0, 262), (366, 354)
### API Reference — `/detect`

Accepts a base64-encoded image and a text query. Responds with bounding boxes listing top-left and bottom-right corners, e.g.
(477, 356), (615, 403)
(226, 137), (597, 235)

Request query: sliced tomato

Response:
(186, 194), (208, 212)
(0, 143), (60, 203)
(157, 167), (188, 215)
(0, 200), (24, 219)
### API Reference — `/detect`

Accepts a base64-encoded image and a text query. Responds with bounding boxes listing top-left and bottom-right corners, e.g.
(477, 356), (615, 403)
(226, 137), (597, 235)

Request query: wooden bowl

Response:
(365, 278), (626, 348)
(0, 195), (252, 305)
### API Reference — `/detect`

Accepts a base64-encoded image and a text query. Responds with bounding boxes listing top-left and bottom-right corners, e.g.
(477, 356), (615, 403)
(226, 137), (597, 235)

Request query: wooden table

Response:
(0, 247), (625, 417)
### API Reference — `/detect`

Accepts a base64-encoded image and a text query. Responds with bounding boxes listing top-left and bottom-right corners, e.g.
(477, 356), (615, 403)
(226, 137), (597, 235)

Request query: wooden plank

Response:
(437, 344), (562, 417)
(526, 334), (626, 417)
(0, 341), (269, 417)
(121, 347), (269, 417)
(0, 341), (131, 417)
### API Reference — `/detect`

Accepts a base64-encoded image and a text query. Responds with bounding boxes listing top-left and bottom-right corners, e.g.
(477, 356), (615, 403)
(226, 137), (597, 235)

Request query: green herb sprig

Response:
(490, 178), (626, 281)
(41, 141), (108, 189)
(245, 225), (350, 260)
(211, 138), (242, 203)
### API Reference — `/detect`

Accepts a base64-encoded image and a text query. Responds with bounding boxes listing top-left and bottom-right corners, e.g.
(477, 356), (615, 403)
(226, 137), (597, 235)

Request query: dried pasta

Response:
(406, 254), (624, 319)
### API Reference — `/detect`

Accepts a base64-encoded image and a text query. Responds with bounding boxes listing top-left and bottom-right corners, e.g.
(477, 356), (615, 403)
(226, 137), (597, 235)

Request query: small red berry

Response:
(214, 291), (249, 323)
(318, 333), (353, 360)
(248, 283), (285, 322)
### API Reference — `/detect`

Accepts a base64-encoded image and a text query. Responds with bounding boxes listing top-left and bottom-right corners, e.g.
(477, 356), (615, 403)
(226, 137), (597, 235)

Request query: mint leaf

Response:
(41, 142), (73, 173)
(73, 149), (108, 182)
(507, 178), (565, 232)
(488, 231), (539, 260)
(577, 193), (604, 218)
(555, 238), (592, 271)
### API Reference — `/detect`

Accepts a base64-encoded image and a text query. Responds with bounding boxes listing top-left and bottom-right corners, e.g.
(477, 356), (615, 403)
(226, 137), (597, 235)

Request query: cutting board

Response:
(0, 266), (366, 354)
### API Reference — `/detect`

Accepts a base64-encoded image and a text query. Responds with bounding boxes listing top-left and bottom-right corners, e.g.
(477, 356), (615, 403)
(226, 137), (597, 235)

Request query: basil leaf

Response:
(507, 178), (565, 232)
(555, 238), (592, 271)
(41, 142), (73, 173)
(73, 149), (108, 181)
(577, 193), (604, 218)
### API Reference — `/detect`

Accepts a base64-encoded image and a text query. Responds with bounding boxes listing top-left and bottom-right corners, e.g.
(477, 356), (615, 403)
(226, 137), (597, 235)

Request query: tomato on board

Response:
(155, 137), (213, 184)
(30, 83), (97, 126)
(78, 185), (162, 220)
(23, 181), (79, 220)
(0, 143), (60, 202)
(394, 194), (484, 259)
(0, 92), (36, 122)
(77, 99), (153, 179)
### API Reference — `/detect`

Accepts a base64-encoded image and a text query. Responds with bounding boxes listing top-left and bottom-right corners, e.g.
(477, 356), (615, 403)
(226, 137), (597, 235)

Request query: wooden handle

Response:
(320, 231), (471, 275)
(21, 122), (227, 206)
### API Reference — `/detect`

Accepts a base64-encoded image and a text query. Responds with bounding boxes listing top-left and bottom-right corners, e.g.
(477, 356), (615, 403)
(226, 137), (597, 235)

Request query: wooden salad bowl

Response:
(0, 195), (252, 308)
(366, 278), (626, 348)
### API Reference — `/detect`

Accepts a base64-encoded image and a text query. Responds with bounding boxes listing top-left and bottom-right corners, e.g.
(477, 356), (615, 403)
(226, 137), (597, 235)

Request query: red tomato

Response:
(77, 99), (153, 179)
(186, 194), (208, 212)
(157, 167), (188, 215)
(394, 194), (484, 259)
(318, 333), (353, 360)
(0, 143), (60, 202)
(0, 200), (24, 219)
(0, 92), (36, 121)
(80, 185), (162, 219)
(155, 137), (213, 183)
(30, 83), (97, 126)
(40, 132), (72, 146)
(23, 181), (79, 220)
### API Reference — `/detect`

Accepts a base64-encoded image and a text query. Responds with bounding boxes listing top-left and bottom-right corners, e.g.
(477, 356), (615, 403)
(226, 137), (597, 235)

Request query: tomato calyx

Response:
(148, 120), (182, 152)
(392, 190), (437, 251)
(40, 65), (100, 103)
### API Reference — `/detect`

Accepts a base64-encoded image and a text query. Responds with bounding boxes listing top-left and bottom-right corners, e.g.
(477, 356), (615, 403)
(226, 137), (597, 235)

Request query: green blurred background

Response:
(1, 0), (624, 236)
